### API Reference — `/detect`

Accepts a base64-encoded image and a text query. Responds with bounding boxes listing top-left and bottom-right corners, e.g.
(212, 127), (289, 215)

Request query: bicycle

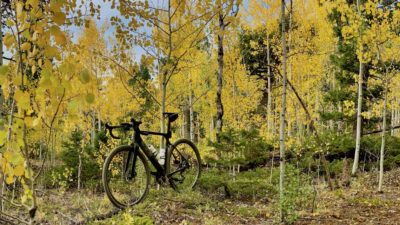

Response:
(102, 112), (201, 209)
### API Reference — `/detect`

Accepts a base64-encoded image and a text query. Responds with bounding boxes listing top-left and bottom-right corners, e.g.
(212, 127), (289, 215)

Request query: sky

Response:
(70, 0), (251, 62)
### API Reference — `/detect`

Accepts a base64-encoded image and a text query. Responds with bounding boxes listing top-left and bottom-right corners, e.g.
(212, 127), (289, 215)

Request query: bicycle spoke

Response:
(103, 146), (149, 208)
(167, 139), (201, 191)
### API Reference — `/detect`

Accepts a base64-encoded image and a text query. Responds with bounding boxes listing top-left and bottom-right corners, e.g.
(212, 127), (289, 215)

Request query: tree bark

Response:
(378, 74), (389, 193)
(91, 112), (95, 148)
(352, 0), (364, 176)
(0, 0), (4, 211)
(215, 13), (225, 143)
(352, 61), (364, 175)
(78, 152), (82, 190)
(279, 0), (288, 221)
(160, 80), (167, 148)
(189, 92), (194, 142)
(266, 30), (273, 134)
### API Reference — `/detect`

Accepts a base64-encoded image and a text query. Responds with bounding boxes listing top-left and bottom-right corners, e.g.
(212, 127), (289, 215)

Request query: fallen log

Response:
(363, 125), (400, 135)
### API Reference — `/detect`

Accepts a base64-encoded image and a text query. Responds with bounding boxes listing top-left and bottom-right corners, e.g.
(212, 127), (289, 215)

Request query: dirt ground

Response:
(296, 169), (400, 225)
(2, 169), (400, 224)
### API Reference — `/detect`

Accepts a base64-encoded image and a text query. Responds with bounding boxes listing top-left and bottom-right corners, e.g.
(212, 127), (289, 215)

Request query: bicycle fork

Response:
(125, 144), (139, 180)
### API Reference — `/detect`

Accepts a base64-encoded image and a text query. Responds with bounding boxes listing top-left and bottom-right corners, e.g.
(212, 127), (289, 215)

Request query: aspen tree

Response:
(279, 0), (288, 221)
(214, 0), (241, 142)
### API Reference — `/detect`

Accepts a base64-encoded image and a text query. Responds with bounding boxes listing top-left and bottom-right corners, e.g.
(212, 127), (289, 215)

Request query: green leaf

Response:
(85, 93), (95, 104)
(79, 69), (91, 84)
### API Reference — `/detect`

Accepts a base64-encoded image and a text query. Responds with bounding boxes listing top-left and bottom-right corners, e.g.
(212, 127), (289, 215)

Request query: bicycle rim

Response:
(167, 139), (201, 191)
(102, 146), (149, 208)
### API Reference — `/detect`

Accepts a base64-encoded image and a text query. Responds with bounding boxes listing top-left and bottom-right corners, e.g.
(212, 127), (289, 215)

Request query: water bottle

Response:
(148, 144), (158, 158)
(158, 148), (166, 165)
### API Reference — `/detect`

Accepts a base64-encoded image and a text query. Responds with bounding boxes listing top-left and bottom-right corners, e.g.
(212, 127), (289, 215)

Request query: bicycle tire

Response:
(166, 139), (201, 191)
(102, 145), (150, 209)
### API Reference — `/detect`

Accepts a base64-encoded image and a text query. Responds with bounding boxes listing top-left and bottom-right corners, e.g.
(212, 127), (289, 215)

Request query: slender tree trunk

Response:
(189, 92), (194, 142)
(352, 60), (364, 175)
(266, 30), (273, 134)
(0, 0), (4, 210)
(91, 112), (95, 148)
(391, 108), (395, 136)
(215, 13), (225, 143)
(78, 152), (82, 190)
(279, 0), (288, 221)
(270, 152), (274, 184)
(184, 102), (190, 139)
(378, 75), (389, 192)
(98, 110), (101, 131)
(160, 81), (167, 148)
(352, 0), (364, 176)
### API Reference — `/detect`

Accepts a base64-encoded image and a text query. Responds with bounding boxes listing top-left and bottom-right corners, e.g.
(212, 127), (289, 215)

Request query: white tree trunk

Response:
(352, 0), (364, 176)
(0, 0), (4, 210)
(78, 152), (82, 190)
(352, 56), (364, 175)
(378, 75), (389, 192)
(266, 31), (273, 134)
(91, 112), (95, 148)
(160, 81), (167, 148)
(189, 92), (194, 142)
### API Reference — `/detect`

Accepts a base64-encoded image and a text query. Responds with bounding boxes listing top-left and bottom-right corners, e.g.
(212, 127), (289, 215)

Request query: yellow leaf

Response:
(0, 66), (8, 84)
(0, 131), (7, 145)
(4, 34), (14, 47)
(32, 118), (40, 127)
(16, 2), (23, 17)
(50, 25), (67, 45)
(6, 175), (14, 184)
(6, 19), (14, 27)
(32, 65), (37, 75)
(27, 0), (39, 8)
(39, 77), (52, 88)
(52, 12), (66, 25)
(44, 46), (59, 58)
(4, 151), (12, 161)
(14, 165), (25, 177)
(14, 90), (30, 110)
(21, 42), (31, 51)
(0, 65), (9, 76)
(54, 32), (67, 45)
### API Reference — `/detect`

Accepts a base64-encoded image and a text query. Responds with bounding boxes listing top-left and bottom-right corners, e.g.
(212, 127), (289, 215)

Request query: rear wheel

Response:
(166, 139), (201, 191)
(102, 145), (150, 209)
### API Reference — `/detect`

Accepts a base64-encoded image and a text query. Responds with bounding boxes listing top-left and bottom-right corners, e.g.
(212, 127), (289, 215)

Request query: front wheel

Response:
(166, 139), (201, 191)
(102, 145), (150, 209)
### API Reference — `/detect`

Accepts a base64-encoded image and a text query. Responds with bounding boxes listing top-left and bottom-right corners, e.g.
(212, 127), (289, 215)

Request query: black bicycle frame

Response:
(106, 116), (177, 180)
(128, 122), (174, 179)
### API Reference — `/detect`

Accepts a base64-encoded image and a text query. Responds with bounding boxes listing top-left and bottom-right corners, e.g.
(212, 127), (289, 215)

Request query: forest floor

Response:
(296, 169), (400, 225)
(6, 168), (400, 225)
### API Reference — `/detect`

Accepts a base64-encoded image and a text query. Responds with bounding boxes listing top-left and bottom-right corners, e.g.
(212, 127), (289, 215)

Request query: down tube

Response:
(138, 138), (165, 174)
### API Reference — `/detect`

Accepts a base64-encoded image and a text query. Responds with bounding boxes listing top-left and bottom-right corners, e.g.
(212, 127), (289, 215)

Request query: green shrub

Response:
(198, 169), (230, 197)
(228, 168), (277, 200)
(270, 164), (314, 224)
(207, 128), (273, 167)
(58, 129), (101, 188)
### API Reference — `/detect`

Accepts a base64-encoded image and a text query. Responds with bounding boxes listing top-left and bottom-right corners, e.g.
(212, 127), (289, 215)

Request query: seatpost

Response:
(166, 118), (172, 138)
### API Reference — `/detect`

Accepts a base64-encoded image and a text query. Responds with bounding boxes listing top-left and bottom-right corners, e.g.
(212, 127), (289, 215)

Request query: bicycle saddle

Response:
(163, 112), (178, 123)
